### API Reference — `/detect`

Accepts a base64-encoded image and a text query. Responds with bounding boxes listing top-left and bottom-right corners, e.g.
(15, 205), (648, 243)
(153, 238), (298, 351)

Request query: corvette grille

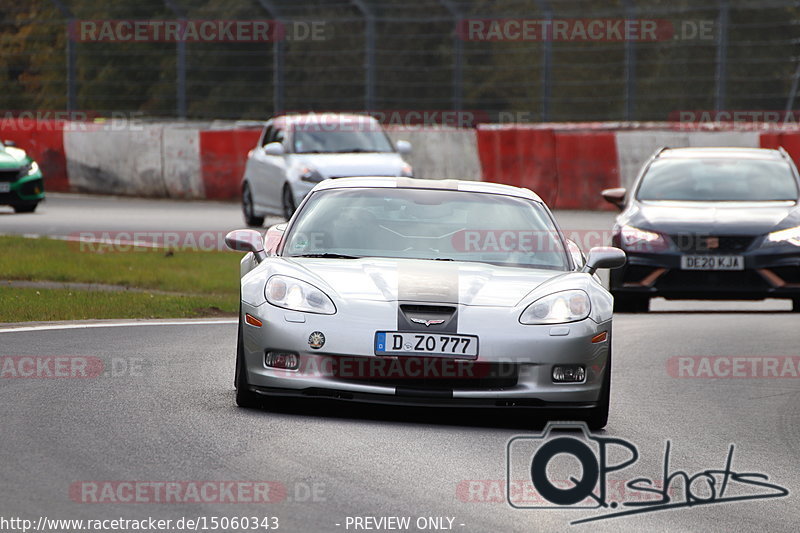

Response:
(398, 304), (457, 332)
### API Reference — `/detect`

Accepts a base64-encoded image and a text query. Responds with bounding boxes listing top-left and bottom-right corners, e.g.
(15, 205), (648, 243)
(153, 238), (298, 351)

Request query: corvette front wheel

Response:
(585, 351), (611, 430)
(235, 312), (262, 409)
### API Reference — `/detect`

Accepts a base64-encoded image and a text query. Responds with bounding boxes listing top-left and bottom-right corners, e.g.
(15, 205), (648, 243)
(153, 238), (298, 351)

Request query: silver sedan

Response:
(226, 177), (625, 429)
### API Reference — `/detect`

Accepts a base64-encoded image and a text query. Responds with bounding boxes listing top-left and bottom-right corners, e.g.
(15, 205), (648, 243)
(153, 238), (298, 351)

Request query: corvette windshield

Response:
(293, 128), (395, 154)
(283, 187), (570, 270)
(637, 158), (799, 202)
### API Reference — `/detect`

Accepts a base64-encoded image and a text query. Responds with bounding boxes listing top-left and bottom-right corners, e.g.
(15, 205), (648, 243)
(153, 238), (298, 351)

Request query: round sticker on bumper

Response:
(308, 331), (325, 349)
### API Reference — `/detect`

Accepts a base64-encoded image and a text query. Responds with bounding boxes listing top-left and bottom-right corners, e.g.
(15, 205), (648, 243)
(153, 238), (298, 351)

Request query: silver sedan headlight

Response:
(764, 225), (800, 247)
(520, 290), (591, 325)
(265, 275), (336, 314)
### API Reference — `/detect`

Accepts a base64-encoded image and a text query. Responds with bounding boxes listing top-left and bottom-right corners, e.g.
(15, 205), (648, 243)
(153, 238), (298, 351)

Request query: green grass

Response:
(0, 287), (237, 322)
(0, 235), (242, 322)
(0, 235), (241, 294)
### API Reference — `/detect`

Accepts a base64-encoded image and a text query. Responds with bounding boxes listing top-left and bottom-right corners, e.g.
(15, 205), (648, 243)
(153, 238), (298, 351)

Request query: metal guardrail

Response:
(1, 0), (798, 122)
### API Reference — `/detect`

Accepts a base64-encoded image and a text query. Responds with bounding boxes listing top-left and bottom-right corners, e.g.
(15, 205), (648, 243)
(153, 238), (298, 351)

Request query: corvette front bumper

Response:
(240, 300), (611, 406)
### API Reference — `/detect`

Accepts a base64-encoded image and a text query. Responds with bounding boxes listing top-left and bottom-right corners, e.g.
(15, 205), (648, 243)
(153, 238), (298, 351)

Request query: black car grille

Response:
(669, 234), (755, 253)
(656, 269), (769, 291)
(765, 266), (800, 285)
(0, 169), (21, 182)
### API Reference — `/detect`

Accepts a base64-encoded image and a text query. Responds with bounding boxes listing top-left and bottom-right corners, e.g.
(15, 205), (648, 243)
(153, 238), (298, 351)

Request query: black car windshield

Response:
(293, 128), (395, 154)
(637, 158), (799, 202)
(283, 187), (570, 270)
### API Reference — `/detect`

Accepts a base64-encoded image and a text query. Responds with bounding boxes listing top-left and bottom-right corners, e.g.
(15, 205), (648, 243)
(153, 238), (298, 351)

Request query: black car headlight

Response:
(619, 225), (669, 252)
(763, 226), (800, 248)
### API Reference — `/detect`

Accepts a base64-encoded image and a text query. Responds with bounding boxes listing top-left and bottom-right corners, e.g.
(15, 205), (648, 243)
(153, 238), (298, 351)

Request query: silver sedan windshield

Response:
(283, 187), (570, 270)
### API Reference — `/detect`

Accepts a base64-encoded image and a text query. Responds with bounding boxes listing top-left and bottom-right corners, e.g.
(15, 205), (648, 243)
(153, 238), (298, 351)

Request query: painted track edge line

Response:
(0, 319), (237, 334)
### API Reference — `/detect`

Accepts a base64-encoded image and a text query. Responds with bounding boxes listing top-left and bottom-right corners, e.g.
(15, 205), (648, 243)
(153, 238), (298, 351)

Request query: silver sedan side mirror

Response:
(263, 142), (285, 156)
(582, 247), (626, 274)
(225, 229), (267, 263)
(396, 140), (412, 155)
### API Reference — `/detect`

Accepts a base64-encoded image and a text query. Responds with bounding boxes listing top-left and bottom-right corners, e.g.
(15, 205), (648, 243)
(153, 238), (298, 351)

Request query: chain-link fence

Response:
(2, 0), (799, 122)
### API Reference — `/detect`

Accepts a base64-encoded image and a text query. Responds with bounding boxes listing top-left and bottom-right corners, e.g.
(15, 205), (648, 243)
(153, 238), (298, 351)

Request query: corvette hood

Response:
(293, 152), (406, 178)
(629, 201), (799, 235)
(278, 257), (563, 307)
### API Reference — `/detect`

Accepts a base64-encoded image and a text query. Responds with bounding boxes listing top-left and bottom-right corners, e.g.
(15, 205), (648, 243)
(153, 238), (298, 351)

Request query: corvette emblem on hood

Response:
(410, 318), (446, 327)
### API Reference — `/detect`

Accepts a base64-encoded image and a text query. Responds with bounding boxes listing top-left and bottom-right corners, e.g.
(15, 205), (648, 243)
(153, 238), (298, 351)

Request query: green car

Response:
(0, 140), (45, 213)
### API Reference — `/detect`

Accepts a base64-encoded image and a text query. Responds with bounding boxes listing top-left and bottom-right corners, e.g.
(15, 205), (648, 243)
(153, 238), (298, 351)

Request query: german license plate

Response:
(680, 255), (743, 271)
(375, 332), (478, 359)
(0, 182), (10, 193)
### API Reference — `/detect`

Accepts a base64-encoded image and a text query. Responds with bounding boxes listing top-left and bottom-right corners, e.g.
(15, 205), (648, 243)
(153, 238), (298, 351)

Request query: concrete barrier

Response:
(4, 119), (800, 207)
(553, 131), (619, 210)
(198, 129), (261, 200)
(480, 125), (771, 210)
(162, 126), (204, 199)
(615, 131), (691, 190)
(476, 126), (557, 203)
(64, 122), (167, 196)
(386, 127), (482, 181)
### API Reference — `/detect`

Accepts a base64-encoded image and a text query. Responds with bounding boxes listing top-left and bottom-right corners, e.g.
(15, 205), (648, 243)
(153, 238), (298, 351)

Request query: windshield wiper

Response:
(292, 253), (361, 259)
(331, 148), (379, 153)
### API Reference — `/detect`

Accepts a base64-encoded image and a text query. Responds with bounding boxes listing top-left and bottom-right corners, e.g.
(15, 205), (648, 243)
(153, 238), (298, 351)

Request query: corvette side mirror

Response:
(225, 229), (267, 263)
(582, 247), (626, 275)
(601, 187), (627, 210)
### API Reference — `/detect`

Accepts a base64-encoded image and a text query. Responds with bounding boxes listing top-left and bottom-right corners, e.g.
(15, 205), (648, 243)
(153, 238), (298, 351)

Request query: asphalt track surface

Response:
(1, 194), (799, 532)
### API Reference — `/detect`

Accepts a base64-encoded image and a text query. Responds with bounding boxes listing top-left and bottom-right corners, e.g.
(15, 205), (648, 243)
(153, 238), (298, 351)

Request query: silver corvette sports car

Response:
(226, 177), (625, 429)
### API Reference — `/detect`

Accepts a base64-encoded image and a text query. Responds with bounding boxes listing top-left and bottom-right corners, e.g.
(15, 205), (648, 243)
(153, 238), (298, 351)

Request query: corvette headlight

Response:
(520, 290), (591, 325)
(619, 225), (668, 252)
(265, 275), (336, 314)
(765, 225), (800, 247)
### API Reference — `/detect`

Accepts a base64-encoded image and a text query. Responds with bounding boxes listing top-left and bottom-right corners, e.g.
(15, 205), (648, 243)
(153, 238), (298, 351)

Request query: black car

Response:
(602, 147), (800, 312)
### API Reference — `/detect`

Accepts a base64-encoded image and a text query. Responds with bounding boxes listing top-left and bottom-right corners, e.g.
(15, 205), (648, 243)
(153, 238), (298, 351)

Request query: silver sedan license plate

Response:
(680, 255), (743, 271)
(375, 332), (479, 358)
